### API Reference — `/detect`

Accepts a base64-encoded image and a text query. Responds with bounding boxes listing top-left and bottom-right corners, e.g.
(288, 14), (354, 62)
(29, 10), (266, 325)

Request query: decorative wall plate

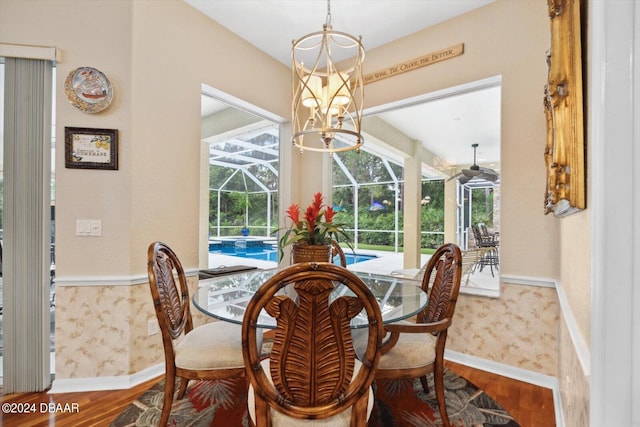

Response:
(64, 67), (113, 113)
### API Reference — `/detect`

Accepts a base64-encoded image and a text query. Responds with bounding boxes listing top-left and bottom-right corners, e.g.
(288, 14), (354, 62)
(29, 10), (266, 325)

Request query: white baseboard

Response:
(48, 363), (164, 394)
(445, 350), (564, 427)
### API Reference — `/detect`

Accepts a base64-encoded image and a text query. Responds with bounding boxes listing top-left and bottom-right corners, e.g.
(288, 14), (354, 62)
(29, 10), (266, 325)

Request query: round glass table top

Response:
(193, 267), (427, 329)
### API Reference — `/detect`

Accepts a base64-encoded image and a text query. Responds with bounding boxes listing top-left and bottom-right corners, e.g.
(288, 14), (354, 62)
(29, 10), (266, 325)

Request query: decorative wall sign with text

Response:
(363, 44), (464, 85)
(64, 127), (118, 170)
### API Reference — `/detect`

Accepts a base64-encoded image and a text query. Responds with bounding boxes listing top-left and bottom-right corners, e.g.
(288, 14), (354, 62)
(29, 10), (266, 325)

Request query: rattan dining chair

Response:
(331, 239), (347, 267)
(374, 243), (462, 427)
(242, 262), (383, 426)
(147, 241), (246, 426)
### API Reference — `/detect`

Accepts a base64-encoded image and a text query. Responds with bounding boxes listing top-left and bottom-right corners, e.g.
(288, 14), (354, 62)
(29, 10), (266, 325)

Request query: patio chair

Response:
(471, 225), (495, 248)
(242, 262), (383, 426)
(470, 225), (499, 276)
(478, 223), (499, 244)
(147, 241), (245, 426)
(460, 247), (492, 286)
(375, 243), (462, 427)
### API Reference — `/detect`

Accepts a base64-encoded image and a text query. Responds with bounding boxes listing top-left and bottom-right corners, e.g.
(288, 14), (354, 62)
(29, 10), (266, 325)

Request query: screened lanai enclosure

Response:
(202, 93), (447, 251)
(208, 136), (445, 251)
(202, 90), (498, 253)
(207, 123), (279, 238)
(332, 149), (446, 251)
(201, 90), (279, 239)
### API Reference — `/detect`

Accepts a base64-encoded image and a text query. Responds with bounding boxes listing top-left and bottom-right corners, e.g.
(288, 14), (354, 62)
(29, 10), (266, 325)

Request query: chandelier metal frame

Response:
(291, 0), (365, 153)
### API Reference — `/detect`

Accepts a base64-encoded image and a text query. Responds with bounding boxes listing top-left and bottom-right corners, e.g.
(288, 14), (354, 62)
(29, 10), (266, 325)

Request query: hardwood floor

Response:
(445, 361), (556, 427)
(1, 362), (555, 426)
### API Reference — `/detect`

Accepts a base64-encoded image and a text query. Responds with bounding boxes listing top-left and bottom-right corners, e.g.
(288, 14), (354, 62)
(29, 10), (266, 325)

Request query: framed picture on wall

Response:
(543, 0), (585, 217)
(64, 127), (118, 170)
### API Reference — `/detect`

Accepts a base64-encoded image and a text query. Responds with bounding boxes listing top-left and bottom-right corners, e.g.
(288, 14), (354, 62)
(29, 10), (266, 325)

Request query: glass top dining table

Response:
(193, 267), (427, 329)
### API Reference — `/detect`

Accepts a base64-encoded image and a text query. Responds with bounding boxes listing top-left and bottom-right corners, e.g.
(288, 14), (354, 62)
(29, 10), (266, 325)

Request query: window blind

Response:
(2, 57), (52, 392)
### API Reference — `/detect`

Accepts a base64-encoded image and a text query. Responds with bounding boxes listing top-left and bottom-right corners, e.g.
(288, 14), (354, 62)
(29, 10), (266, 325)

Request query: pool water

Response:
(208, 240), (376, 265)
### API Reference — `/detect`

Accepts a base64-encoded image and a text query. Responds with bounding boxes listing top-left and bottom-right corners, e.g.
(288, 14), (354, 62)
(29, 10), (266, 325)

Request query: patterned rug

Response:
(111, 369), (519, 426)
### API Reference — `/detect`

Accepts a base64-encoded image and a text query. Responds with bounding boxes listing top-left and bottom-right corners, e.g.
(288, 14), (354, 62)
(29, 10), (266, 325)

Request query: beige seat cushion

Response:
(175, 321), (245, 370)
(377, 321), (437, 371)
(248, 359), (374, 426)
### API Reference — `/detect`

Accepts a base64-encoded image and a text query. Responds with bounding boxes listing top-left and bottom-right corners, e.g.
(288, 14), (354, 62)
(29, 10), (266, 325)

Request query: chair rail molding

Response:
(54, 269), (200, 287)
(555, 279), (590, 378)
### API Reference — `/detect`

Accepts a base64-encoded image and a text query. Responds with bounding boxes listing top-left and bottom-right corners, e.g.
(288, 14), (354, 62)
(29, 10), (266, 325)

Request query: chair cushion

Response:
(175, 321), (245, 370)
(377, 321), (437, 371)
(248, 359), (374, 426)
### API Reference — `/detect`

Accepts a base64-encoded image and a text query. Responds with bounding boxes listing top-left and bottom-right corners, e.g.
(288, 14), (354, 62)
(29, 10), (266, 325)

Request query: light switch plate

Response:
(89, 219), (102, 236)
(76, 219), (102, 236)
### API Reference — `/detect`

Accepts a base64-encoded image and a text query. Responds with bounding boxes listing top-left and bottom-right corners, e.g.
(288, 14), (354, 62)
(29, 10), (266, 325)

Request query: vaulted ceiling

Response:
(191, 0), (500, 180)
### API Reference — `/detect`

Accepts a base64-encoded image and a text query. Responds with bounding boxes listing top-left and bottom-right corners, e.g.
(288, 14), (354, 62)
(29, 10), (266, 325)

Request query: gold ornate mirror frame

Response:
(544, 0), (585, 217)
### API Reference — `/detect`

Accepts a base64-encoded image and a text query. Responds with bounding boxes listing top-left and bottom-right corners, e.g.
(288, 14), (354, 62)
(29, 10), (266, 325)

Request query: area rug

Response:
(111, 369), (519, 427)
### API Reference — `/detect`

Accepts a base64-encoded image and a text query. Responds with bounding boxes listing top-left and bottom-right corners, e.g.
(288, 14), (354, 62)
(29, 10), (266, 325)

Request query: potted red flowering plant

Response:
(276, 192), (351, 262)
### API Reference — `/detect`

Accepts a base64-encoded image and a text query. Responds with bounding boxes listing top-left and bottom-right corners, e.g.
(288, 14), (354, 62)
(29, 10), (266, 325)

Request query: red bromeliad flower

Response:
(286, 204), (301, 225)
(304, 206), (317, 233)
(275, 192), (351, 261)
(311, 192), (323, 213)
(324, 206), (336, 223)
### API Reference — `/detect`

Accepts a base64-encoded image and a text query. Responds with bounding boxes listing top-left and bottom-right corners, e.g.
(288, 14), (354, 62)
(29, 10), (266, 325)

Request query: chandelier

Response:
(291, 0), (365, 153)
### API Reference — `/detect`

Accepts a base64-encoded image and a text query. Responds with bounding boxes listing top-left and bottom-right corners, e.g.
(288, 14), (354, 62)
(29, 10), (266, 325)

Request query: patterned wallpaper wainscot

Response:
(54, 275), (206, 380)
(54, 277), (559, 389)
(559, 312), (589, 426)
(448, 282), (559, 376)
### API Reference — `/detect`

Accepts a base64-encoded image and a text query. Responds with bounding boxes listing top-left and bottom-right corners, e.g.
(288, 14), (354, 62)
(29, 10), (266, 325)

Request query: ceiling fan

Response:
(447, 143), (499, 185)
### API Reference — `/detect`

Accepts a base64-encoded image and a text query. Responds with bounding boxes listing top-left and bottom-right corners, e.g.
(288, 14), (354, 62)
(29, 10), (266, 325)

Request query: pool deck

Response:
(207, 247), (498, 290)
(207, 248), (427, 276)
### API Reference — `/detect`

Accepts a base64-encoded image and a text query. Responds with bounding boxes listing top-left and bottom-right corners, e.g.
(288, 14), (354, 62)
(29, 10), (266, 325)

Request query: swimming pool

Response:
(208, 240), (376, 265)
